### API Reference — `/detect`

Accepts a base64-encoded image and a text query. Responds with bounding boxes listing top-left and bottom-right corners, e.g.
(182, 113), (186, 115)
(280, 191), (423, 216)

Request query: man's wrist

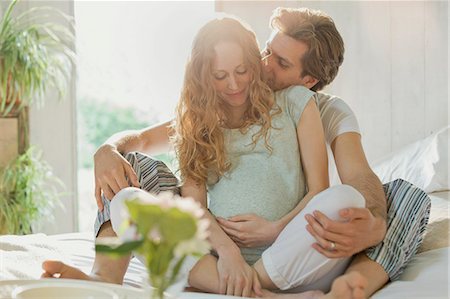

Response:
(372, 215), (387, 245)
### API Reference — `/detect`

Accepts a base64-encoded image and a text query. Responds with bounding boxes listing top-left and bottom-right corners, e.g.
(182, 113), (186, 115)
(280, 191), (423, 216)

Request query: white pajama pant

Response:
(261, 184), (365, 293)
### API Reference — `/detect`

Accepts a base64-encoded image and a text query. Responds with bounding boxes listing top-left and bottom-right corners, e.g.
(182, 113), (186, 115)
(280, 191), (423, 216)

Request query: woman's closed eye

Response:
(236, 67), (248, 75)
(213, 73), (227, 80)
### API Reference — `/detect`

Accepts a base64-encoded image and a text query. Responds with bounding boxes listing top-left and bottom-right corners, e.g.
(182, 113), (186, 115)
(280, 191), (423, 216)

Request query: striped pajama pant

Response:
(94, 152), (431, 282)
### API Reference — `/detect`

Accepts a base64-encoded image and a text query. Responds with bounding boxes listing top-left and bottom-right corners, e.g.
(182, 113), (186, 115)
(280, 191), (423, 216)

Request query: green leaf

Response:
(159, 208), (197, 244)
(125, 200), (163, 236)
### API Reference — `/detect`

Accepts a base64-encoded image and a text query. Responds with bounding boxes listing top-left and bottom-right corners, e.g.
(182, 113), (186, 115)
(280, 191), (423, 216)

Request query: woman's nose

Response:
(227, 76), (238, 90)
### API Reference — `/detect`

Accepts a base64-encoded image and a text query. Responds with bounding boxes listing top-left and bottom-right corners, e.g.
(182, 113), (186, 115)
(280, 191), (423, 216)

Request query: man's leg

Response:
(43, 152), (179, 283)
(42, 220), (132, 283)
(344, 179), (431, 297)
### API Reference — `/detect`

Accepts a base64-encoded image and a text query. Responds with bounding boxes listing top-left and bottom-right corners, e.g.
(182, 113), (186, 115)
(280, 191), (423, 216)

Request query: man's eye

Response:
(279, 60), (289, 69)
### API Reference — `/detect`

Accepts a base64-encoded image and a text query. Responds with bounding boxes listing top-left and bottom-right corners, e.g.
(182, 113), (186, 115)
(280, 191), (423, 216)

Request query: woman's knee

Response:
(307, 185), (365, 221)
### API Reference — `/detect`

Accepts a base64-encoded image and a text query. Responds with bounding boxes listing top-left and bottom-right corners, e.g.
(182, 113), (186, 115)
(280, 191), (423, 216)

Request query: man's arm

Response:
(331, 132), (386, 221)
(104, 120), (174, 155)
(94, 120), (173, 210)
(306, 132), (387, 258)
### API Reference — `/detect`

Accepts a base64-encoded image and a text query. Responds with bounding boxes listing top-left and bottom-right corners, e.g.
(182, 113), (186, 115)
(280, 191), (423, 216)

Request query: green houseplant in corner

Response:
(0, 0), (75, 116)
(0, 147), (63, 235)
(0, 0), (74, 234)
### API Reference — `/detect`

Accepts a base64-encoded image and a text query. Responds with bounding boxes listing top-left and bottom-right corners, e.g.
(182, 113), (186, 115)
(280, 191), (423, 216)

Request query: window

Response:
(75, 2), (215, 231)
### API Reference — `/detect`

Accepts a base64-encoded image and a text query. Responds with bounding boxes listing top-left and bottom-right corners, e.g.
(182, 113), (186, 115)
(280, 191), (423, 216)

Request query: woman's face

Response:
(212, 41), (252, 111)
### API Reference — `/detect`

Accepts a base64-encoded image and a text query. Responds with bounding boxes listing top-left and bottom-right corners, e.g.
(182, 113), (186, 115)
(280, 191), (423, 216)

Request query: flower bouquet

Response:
(95, 190), (210, 299)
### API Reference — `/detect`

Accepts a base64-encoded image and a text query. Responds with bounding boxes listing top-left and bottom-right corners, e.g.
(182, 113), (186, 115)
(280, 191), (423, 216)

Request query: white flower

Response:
(148, 227), (162, 243)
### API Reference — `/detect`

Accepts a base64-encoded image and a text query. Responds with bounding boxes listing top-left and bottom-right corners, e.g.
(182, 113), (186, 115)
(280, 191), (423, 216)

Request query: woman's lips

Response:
(226, 89), (245, 96)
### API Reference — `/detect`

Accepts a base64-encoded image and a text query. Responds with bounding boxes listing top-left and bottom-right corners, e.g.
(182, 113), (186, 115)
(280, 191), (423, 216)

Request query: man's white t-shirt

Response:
(315, 93), (361, 185)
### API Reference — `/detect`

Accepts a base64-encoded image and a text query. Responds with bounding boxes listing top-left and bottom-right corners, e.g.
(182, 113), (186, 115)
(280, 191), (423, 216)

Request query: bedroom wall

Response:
(216, 1), (449, 165)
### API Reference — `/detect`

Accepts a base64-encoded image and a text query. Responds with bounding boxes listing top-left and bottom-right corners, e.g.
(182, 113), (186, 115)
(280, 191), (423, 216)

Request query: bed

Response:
(1, 127), (448, 298)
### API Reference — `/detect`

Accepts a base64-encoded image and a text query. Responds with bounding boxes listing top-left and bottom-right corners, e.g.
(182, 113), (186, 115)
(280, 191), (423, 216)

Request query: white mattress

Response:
(0, 191), (448, 298)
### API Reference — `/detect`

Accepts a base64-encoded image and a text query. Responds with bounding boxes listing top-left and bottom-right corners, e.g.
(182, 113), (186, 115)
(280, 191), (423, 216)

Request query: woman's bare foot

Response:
(41, 260), (101, 282)
(322, 272), (368, 299)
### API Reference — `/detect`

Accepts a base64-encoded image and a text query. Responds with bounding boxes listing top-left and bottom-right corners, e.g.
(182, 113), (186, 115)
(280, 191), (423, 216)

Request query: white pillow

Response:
(372, 126), (449, 193)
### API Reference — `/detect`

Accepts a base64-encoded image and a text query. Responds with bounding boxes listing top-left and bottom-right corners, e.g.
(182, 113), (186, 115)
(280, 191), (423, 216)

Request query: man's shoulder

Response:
(315, 92), (350, 111)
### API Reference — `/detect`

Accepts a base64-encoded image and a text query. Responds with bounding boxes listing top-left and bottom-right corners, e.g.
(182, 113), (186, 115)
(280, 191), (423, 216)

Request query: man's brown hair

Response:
(270, 7), (345, 91)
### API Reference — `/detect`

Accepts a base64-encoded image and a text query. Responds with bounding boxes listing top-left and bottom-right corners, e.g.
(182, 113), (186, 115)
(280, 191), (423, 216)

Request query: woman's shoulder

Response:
(275, 85), (316, 102)
(274, 86), (316, 122)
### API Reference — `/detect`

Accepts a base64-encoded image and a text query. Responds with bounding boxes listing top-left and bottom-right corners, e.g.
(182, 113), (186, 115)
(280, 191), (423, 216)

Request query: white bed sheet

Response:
(1, 191), (448, 298)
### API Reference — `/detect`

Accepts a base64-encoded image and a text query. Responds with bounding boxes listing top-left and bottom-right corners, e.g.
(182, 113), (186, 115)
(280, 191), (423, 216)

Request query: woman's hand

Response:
(94, 145), (140, 211)
(216, 247), (262, 297)
(217, 214), (283, 248)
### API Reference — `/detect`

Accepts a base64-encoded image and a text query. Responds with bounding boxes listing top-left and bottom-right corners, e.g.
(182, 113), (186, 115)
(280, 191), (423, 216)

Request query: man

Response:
(44, 7), (430, 298)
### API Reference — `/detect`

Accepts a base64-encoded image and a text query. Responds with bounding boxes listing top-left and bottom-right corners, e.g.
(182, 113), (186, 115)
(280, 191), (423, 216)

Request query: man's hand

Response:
(94, 145), (140, 211)
(305, 207), (387, 258)
(217, 214), (282, 248)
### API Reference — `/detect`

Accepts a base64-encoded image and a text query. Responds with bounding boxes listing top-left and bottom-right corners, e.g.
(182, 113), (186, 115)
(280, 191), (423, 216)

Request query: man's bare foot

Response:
(41, 260), (99, 282)
(322, 272), (368, 299)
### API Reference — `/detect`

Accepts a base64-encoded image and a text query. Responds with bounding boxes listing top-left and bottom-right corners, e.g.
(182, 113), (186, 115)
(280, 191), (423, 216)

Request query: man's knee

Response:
(365, 178), (431, 280)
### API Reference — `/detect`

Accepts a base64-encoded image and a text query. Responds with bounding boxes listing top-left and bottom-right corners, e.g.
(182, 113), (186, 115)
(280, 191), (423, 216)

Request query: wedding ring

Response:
(329, 241), (336, 251)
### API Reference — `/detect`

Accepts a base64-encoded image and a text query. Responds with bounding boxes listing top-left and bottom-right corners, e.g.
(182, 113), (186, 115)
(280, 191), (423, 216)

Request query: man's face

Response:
(261, 31), (315, 91)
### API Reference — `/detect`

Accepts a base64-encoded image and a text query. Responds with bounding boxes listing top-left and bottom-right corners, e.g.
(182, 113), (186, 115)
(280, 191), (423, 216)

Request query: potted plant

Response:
(0, 0), (75, 115)
(0, 147), (63, 235)
(0, 0), (75, 168)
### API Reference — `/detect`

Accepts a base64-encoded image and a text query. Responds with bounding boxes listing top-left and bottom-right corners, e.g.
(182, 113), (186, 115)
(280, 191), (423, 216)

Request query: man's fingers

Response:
(306, 215), (343, 242)
(115, 173), (130, 190)
(311, 243), (345, 258)
(95, 184), (104, 211)
(339, 207), (370, 220)
(306, 224), (337, 251)
(102, 184), (116, 201)
(124, 163), (140, 187)
(108, 178), (121, 195)
(311, 211), (348, 233)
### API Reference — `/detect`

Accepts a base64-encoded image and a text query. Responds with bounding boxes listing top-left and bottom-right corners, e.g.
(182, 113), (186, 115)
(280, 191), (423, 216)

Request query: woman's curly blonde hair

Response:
(172, 16), (279, 184)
